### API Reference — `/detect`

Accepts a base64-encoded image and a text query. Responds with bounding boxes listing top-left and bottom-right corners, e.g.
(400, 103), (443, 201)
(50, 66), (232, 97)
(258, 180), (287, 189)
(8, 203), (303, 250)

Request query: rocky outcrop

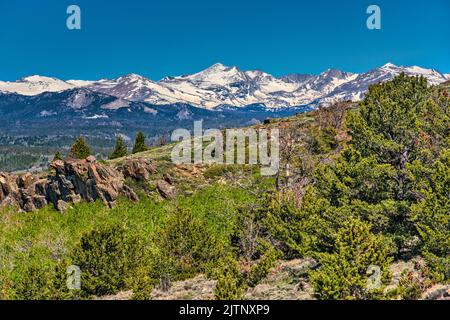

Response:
(245, 259), (317, 300)
(423, 284), (450, 300)
(0, 172), (48, 212)
(156, 180), (176, 199)
(117, 158), (157, 181)
(152, 275), (216, 300)
(0, 156), (157, 212)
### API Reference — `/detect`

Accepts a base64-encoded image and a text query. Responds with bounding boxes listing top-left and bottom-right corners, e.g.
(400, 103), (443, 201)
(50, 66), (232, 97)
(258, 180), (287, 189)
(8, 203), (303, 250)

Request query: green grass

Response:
(0, 183), (257, 298)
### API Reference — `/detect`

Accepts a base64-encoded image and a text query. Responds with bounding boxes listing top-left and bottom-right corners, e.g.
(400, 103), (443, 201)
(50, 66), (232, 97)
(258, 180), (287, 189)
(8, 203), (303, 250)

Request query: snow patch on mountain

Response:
(101, 98), (131, 110)
(82, 114), (109, 119)
(64, 90), (95, 109)
(66, 80), (95, 87)
(143, 106), (158, 115)
(318, 63), (448, 105)
(0, 76), (75, 96)
(39, 110), (57, 117)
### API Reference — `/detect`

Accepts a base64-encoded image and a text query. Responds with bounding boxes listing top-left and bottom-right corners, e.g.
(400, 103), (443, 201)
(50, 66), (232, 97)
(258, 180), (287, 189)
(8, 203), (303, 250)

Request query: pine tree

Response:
(411, 149), (450, 281)
(69, 136), (92, 159)
(69, 225), (147, 297)
(347, 74), (430, 172)
(109, 136), (128, 160)
(307, 75), (448, 255)
(213, 255), (247, 300)
(53, 151), (63, 162)
(132, 132), (148, 154)
(309, 219), (392, 300)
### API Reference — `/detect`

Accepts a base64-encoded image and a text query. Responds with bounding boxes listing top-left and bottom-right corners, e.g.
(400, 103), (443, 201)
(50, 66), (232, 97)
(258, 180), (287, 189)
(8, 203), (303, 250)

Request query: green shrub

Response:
(246, 247), (280, 287)
(53, 151), (63, 161)
(210, 247), (280, 300)
(11, 263), (56, 300)
(129, 266), (155, 300)
(151, 208), (226, 286)
(422, 252), (450, 283)
(213, 256), (247, 300)
(263, 189), (337, 258)
(69, 225), (147, 297)
(411, 150), (450, 281)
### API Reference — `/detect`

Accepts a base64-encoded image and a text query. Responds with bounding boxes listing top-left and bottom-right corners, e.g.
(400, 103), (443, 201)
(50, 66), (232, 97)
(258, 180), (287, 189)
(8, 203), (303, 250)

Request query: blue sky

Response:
(0, 0), (449, 81)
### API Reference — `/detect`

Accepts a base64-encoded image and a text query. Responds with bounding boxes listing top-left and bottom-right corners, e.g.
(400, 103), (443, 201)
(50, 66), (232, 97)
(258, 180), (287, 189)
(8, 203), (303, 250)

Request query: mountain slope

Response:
(0, 63), (448, 109)
(0, 88), (307, 138)
(319, 63), (449, 104)
(0, 76), (77, 96)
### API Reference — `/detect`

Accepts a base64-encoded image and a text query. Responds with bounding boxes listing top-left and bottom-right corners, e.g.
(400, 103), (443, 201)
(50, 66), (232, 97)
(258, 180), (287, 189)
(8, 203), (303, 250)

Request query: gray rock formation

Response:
(0, 156), (159, 212)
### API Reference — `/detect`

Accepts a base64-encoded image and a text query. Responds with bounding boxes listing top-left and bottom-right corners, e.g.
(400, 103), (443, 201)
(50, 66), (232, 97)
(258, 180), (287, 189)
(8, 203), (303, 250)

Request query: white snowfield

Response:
(0, 63), (448, 109)
(0, 76), (76, 96)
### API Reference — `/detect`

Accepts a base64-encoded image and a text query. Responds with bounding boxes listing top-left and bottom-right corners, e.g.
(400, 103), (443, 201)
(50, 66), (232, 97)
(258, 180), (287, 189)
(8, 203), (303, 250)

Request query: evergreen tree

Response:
(69, 136), (92, 159)
(309, 219), (392, 300)
(346, 74), (431, 202)
(109, 136), (128, 160)
(303, 75), (449, 256)
(132, 132), (148, 154)
(348, 74), (430, 169)
(53, 151), (63, 162)
(411, 149), (450, 281)
(70, 225), (147, 297)
(213, 255), (247, 300)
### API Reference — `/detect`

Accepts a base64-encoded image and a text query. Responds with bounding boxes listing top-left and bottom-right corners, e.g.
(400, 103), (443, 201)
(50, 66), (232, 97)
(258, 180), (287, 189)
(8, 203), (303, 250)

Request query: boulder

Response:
(0, 173), (18, 201)
(56, 200), (69, 212)
(118, 158), (157, 181)
(50, 160), (65, 174)
(86, 155), (97, 163)
(157, 180), (176, 199)
(17, 172), (36, 189)
(423, 284), (450, 300)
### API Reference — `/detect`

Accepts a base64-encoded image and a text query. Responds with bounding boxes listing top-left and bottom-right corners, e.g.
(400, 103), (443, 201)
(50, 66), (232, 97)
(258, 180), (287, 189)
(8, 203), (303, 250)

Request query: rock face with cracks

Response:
(0, 156), (161, 212)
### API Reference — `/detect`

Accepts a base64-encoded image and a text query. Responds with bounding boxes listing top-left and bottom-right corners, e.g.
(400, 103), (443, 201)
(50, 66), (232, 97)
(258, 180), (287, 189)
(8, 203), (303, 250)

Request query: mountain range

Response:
(1, 63), (448, 109)
(0, 62), (449, 172)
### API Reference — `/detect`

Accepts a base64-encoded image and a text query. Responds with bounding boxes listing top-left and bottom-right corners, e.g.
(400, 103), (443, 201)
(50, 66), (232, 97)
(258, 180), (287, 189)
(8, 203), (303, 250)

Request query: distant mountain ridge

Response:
(0, 63), (448, 109)
(0, 86), (310, 140)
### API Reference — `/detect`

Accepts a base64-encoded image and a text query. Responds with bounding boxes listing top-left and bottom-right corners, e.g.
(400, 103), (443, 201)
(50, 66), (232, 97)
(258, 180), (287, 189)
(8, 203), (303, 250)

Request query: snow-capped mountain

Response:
(0, 86), (307, 139)
(0, 63), (448, 109)
(318, 63), (449, 104)
(0, 75), (77, 96)
(280, 73), (315, 84)
(158, 63), (300, 108)
(88, 73), (173, 103)
(0, 75), (96, 96)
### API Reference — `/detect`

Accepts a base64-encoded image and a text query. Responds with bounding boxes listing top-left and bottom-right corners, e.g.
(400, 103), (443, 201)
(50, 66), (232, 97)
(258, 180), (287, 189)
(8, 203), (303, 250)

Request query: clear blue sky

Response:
(0, 0), (448, 81)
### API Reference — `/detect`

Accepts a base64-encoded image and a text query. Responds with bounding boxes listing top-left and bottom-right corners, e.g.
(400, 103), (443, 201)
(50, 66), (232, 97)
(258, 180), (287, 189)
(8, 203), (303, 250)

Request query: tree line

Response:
(54, 131), (150, 161)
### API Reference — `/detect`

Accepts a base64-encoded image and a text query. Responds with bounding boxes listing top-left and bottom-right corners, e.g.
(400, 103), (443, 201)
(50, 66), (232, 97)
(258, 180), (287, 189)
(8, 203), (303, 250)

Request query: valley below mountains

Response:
(0, 62), (448, 172)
